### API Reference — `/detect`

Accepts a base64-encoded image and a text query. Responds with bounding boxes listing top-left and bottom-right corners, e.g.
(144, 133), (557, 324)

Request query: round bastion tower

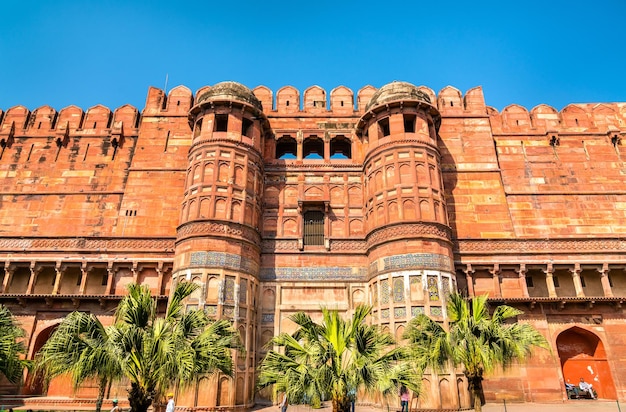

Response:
(357, 81), (455, 336)
(357, 82), (460, 407)
(174, 82), (269, 409)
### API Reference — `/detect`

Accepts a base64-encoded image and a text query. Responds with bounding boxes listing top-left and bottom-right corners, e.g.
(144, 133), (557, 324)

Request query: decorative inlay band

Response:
(260, 266), (367, 281)
(456, 239), (626, 254)
(177, 220), (261, 246)
(367, 222), (452, 249)
(189, 251), (259, 275)
(370, 253), (452, 275)
(0, 237), (174, 252)
(261, 239), (299, 252)
(329, 239), (367, 252)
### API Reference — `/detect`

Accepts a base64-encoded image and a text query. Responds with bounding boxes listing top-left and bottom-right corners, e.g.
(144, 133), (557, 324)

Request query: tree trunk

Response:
(95, 377), (107, 412)
(332, 395), (351, 412)
(128, 382), (154, 412)
(468, 375), (485, 412)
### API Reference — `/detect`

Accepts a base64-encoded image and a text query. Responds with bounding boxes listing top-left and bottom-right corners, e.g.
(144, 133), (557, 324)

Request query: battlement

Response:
(0, 103), (139, 138)
(489, 103), (626, 135)
(139, 84), (488, 116)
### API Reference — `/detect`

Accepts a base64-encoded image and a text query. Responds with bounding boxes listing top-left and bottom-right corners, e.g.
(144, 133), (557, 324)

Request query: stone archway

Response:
(23, 324), (59, 395)
(556, 326), (617, 399)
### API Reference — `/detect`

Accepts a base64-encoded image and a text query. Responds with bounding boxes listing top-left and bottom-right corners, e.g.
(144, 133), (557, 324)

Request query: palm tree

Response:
(36, 282), (242, 412)
(258, 305), (419, 412)
(34, 311), (121, 412)
(0, 304), (28, 384)
(403, 293), (549, 412)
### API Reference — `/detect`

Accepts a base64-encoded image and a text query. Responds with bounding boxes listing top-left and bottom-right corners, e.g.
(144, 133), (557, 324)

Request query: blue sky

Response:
(1, 0), (625, 112)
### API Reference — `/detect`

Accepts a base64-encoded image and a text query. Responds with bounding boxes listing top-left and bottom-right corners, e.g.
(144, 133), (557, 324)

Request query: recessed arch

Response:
(556, 326), (616, 399)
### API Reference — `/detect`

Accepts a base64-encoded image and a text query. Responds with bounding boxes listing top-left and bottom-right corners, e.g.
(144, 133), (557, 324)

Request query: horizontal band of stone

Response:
(188, 137), (263, 159)
(367, 222), (452, 249)
(189, 251), (259, 275)
(372, 253), (453, 275)
(455, 238), (626, 254)
(260, 266), (367, 281)
(0, 237), (175, 252)
(261, 239), (368, 253)
(176, 220), (261, 247)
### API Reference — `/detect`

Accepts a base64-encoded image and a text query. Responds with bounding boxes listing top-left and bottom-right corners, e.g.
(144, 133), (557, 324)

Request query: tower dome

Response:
(195, 81), (263, 111)
(366, 81), (432, 111)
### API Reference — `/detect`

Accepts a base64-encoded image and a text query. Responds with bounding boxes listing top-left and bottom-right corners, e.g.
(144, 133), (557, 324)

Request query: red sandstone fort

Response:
(0, 81), (625, 409)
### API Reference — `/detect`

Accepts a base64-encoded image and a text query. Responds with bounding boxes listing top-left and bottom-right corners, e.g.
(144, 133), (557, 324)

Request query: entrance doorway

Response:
(556, 327), (616, 399)
(23, 324), (58, 395)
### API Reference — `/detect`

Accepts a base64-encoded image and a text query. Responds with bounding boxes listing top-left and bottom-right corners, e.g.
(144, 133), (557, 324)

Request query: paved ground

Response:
(252, 400), (626, 412)
(3, 398), (624, 411)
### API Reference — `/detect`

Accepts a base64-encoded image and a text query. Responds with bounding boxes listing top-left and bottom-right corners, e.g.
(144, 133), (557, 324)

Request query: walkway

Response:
(252, 400), (626, 412)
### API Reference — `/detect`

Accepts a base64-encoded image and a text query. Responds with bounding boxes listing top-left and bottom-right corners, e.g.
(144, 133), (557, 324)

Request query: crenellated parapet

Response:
(489, 102), (626, 136)
(0, 104), (139, 134)
(137, 83), (489, 116)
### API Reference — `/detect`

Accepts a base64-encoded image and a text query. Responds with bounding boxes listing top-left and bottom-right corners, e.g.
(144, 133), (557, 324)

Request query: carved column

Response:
(323, 135), (330, 161)
(156, 261), (164, 296)
(1, 262), (14, 293)
(544, 263), (557, 298)
(296, 132), (303, 160)
(52, 261), (64, 294)
(132, 262), (139, 284)
(79, 262), (88, 295)
(26, 261), (40, 294)
(106, 262), (115, 295)
(490, 264), (501, 298)
(598, 263), (614, 297)
(464, 264), (475, 297)
(570, 263), (585, 298)
(516, 264), (529, 298)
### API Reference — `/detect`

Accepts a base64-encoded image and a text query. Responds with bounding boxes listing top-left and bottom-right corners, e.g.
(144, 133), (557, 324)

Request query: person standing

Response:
(166, 393), (175, 412)
(110, 399), (120, 412)
(348, 387), (356, 412)
(279, 392), (288, 412)
(400, 386), (409, 412)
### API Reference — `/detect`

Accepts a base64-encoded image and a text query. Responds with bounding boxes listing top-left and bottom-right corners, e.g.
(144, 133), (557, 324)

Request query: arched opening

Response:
(303, 136), (324, 159)
(330, 135), (351, 159)
(557, 327), (616, 399)
(275, 136), (297, 159)
(24, 324), (59, 395)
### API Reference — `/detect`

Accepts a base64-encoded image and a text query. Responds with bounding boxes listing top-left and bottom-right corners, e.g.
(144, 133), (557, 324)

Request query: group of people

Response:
(566, 378), (596, 399)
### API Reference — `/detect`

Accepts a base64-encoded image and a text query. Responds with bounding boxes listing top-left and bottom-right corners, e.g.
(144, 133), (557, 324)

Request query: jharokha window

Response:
(276, 136), (297, 159)
(330, 135), (351, 159)
(303, 136), (324, 159)
(303, 210), (324, 246)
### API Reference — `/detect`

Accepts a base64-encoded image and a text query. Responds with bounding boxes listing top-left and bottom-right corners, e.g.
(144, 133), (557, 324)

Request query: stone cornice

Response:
(0, 237), (175, 253)
(176, 220), (261, 249)
(367, 222), (452, 250)
(363, 139), (440, 165)
(188, 137), (263, 160)
(455, 238), (626, 255)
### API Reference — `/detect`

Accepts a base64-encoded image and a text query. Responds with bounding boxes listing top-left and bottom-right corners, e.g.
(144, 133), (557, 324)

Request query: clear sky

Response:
(1, 0), (625, 112)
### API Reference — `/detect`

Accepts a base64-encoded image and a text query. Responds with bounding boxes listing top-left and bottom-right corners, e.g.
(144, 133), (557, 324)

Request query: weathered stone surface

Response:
(0, 81), (625, 408)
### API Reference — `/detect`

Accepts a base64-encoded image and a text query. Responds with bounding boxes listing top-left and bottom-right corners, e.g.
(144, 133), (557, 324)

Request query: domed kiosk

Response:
(192, 81), (264, 112)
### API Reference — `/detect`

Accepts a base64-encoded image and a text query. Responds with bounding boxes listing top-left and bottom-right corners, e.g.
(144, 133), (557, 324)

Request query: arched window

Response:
(276, 136), (297, 159)
(303, 136), (324, 159)
(330, 135), (351, 159)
